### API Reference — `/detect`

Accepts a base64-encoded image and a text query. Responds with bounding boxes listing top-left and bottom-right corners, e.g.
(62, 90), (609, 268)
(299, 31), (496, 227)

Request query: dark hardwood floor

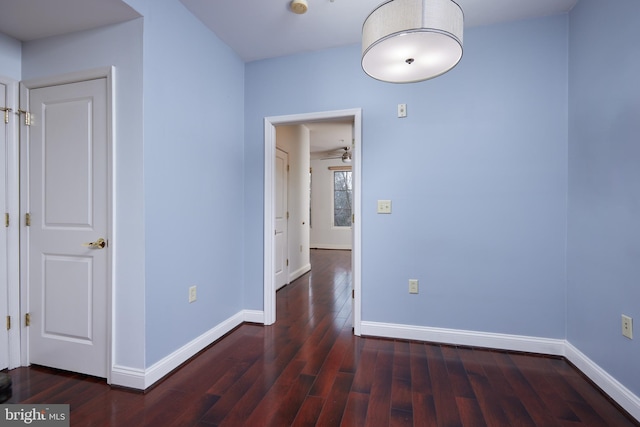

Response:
(3, 249), (638, 426)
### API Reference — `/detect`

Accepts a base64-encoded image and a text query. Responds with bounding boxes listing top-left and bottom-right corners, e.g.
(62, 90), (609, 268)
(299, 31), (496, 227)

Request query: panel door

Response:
(275, 148), (289, 291)
(27, 78), (109, 378)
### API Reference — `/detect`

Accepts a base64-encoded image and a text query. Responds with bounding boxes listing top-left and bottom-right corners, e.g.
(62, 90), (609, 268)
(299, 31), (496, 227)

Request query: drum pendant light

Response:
(362, 0), (464, 83)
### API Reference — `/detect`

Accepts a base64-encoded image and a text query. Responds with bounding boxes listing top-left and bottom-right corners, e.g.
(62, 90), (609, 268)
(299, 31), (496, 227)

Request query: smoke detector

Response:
(291, 0), (308, 14)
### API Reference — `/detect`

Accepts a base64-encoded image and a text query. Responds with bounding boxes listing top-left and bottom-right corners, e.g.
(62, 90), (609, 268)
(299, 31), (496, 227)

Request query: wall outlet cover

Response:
(409, 279), (419, 294)
(377, 200), (392, 214)
(622, 314), (633, 339)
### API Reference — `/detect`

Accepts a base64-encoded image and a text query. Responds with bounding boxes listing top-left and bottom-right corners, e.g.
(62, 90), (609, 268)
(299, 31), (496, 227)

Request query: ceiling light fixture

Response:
(290, 0), (308, 14)
(362, 0), (464, 83)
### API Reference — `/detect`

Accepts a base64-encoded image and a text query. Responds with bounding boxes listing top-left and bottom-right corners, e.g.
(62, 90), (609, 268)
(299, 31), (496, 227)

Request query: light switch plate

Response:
(409, 279), (419, 294)
(398, 103), (407, 118)
(377, 200), (392, 214)
(622, 314), (633, 339)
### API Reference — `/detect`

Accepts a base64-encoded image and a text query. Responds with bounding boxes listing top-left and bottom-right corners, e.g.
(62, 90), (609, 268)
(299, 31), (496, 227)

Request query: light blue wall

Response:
(21, 19), (146, 371)
(124, 0), (246, 366)
(0, 32), (21, 79)
(245, 16), (568, 338)
(567, 0), (640, 396)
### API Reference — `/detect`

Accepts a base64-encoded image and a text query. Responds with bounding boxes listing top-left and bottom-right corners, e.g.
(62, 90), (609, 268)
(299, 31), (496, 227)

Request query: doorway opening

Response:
(263, 109), (362, 335)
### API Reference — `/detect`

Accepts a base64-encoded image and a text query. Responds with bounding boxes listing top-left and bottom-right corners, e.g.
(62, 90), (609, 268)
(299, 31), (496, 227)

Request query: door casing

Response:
(19, 67), (115, 381)
(264, 108), (362, 334)
(0, 76), (21, 370)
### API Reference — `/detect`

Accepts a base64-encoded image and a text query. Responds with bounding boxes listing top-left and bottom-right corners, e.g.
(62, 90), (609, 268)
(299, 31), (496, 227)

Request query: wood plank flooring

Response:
(3, 249), (638, 426)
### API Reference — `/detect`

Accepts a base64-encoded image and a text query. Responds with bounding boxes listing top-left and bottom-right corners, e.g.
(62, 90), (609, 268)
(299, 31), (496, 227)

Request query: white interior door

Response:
(0, 81), (8, 371)
(26, 77), (109, 378)
(275, 148), (289, 290)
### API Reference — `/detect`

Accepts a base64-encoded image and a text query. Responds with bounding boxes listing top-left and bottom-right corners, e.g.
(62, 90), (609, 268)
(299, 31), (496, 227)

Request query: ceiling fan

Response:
(321, 146), (352, 163)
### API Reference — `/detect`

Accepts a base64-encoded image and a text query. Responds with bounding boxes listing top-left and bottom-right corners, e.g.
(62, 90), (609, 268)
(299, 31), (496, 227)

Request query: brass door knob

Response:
(83, 238), (106, 249)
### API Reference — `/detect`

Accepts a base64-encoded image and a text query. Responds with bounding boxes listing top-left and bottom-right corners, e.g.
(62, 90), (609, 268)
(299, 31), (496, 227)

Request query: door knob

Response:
(83, 238), (106, 249)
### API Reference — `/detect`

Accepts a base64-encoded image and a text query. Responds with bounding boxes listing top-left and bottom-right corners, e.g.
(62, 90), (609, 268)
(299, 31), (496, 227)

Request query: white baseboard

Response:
(360, 321), (566, 355)
(110, 365), (146, 390)
(564, 342), (640, 421)
(242, 309), (264, 324)
(360, 321), (639, 422)
(111, 310), (250, 390)
(143, 311), (245, 388)
(289, 263), (311, 283)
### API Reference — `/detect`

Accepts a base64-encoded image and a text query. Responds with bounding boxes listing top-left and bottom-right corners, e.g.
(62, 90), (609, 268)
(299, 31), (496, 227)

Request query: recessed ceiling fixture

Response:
(362, 0), (464, 83)
(290, 0), (308, 14)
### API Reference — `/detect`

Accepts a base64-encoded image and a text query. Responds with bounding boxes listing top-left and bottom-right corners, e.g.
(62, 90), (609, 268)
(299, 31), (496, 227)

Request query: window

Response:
(334, 170), (352, 227)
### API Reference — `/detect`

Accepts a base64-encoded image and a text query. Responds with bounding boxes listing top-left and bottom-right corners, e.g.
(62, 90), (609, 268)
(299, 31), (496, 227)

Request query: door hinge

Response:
(17, 109), (32, 126)
(25, 313), (31, 327)
(6, 316), (10, 331)
(286, 259), (289, 266)
(25, 213), (31, 226)
(4, 213), (8, 228)
(352, 214), (355, 224)
(0, 106), (12, 124)
(286, 211), (290, 220)
(352, 289), (355, 299)
(287, 164), (290, 172)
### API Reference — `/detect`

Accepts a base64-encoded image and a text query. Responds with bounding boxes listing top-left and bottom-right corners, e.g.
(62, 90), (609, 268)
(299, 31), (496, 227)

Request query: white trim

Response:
(110, 365), (146, 390)
(360, 320), (640, 422)
(141, 311), (245, 389)
(242, 309), (265, 324)
(360, 321), (566, 355)
(564, 342), (640, 421)
(19, 66), (115, 381)
(0, 75), (20, 369)
(289, 263), (311, 283)
(264, 109), (362, 334)
(111, 310), (258, 390)
(264, 120), (276, 325)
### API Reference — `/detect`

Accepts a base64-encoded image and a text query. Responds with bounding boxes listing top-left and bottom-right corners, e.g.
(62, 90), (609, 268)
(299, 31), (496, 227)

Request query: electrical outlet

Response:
(409, 279), (419, 294)
(622, 315), (633, 339)
(189, 286), (197, 303)
(377, 200), (392, 214)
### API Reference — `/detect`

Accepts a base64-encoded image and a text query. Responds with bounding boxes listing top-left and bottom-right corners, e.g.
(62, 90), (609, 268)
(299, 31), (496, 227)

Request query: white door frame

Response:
(264, 108), (362, 335)
(19, 67), (115, 381)
(1, 75), (20, 369)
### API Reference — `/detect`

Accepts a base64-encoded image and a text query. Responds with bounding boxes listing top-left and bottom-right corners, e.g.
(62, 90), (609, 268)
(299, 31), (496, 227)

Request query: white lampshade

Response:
(362, 0), (464, 83)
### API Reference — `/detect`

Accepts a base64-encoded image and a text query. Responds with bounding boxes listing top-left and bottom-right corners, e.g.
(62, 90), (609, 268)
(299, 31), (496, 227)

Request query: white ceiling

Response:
(0, 0), (140, 42)
(306, 120), (354, 158)
(0, 0), (577, 61)
(180, 0), (578, 62)
(0, 0), (577, 153)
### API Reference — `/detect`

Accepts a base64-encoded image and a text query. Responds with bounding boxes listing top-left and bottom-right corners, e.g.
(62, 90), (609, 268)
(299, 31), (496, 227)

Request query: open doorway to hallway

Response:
(274, 119), (354, 291)
(263, 109), (362, 335)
